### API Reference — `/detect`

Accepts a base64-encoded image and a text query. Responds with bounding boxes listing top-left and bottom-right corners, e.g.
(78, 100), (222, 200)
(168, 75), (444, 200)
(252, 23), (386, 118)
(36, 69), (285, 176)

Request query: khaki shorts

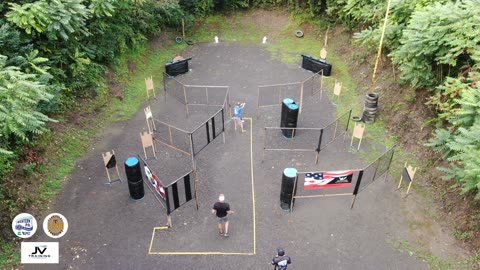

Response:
(233, 117), (242, 124)
(217, 216), (228, 224)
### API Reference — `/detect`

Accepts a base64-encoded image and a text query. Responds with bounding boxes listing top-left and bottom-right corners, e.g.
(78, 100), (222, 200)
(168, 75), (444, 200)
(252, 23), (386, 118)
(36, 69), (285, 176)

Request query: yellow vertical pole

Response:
(369, 0), (392, 93)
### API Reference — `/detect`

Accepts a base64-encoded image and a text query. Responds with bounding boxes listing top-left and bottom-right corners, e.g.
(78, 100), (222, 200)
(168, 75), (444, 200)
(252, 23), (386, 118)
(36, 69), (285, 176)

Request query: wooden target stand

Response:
(397, 162), (417, 196)
(144, 105), (156, 133)
(319, 28), (331, 101)
(102, 150), (122, 186)
(350, 122), (365, 151)
(145, 76), (156, 99)
(331, 79), (342, 105)
(140, 131), (157, 160)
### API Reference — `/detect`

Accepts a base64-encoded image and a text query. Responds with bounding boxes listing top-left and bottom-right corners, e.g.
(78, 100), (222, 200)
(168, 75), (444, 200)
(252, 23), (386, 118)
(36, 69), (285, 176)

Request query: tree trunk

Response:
(320, 0), (327, 13)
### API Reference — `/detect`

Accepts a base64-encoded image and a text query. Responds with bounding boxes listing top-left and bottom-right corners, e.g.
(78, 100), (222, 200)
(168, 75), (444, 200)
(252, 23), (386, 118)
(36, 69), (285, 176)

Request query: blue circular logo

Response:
(12, 213), (37, 238)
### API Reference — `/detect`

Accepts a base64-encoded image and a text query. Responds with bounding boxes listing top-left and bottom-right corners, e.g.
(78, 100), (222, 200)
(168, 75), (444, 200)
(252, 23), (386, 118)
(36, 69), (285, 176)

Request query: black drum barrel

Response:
(125, 157), (144, 200)
(280, 98), (299, 138)
(280, 168), (297, 211)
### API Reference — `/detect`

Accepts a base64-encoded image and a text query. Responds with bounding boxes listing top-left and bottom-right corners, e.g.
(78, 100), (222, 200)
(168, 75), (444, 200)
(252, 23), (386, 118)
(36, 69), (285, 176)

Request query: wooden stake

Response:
(193, 170), (199, 210)
(167, 215), (172, 228)
(182, 18), (185, 40)
(324, 26), (329, 47)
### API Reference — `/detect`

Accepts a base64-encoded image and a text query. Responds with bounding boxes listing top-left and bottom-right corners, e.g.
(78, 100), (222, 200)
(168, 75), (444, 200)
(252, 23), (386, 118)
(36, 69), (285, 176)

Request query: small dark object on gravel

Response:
(185, 40), (194, 45)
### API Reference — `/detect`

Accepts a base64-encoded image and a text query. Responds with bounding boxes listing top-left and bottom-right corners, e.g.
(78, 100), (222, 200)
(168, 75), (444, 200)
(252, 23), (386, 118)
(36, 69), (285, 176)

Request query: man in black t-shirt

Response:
(212, 194), (234, 237)
(271, 248), (291, 270)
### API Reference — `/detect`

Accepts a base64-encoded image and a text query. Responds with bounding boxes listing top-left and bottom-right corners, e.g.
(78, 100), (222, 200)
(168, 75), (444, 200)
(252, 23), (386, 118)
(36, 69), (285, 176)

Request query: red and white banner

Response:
(304, 170), (354, 189)
(144, 164), (166, 200)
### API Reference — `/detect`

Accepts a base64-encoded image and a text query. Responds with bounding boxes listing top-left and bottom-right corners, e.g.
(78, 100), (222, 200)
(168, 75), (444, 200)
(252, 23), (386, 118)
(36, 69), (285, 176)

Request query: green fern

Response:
(0, 55), (56, 150)
(427, 68), (480, 198)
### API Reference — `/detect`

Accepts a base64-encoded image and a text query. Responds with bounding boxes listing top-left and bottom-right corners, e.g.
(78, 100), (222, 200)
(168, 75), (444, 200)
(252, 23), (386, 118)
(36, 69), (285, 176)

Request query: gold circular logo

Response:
(47, 215), (64, 236)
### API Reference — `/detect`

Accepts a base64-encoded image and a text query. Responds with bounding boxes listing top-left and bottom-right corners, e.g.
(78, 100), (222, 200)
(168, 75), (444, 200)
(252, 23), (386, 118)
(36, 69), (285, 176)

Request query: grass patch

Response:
(0, 241), (20, 269)
(192, 13), (260, 44)
(112, 43), (187, 120)
(393, 240), (479, 270)
(36, 127), (93, 201)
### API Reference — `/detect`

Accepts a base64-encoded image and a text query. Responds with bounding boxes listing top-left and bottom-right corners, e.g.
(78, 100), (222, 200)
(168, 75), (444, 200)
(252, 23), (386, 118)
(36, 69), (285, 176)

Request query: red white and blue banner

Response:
(304, 170), (355, 189)
(144, 163), (166, 201)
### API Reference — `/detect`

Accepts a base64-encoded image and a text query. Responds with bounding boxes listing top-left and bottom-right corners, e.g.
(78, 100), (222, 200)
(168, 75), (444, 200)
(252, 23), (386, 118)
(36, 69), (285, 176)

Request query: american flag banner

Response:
(144, 163), (167, 200)
(304, 170), (355, 189)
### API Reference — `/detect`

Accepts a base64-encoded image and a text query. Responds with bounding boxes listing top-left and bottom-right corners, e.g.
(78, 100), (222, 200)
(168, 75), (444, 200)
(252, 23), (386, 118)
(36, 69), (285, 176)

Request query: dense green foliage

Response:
(0, 0), (184, 171)
(0, 0), (188, 244)
(0, 54), (55, 147)
(330, 0), (480, 197)
(426, 68), (480, 198)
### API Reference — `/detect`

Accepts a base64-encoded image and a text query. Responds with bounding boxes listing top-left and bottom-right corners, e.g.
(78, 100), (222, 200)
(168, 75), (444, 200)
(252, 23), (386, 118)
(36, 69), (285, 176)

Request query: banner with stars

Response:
(304, 170), (355, 189)
(144, 163), (167, 201)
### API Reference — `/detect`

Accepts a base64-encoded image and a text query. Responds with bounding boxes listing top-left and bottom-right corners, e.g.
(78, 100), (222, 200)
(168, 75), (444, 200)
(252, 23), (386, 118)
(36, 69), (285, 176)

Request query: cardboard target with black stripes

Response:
(102, 150), (122, 186)
(397, 162), (417, 195)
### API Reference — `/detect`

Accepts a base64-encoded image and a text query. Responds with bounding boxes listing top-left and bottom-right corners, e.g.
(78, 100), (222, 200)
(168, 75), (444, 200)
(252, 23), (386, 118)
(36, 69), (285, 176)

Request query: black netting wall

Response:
(164, 75), (186, 104)
(184, 86), (228, 106)
(212, 109), (225, 138)
(264, 128), (321, 151)
(318, 110), (351, 150)
(165, 171), (195, 215)
(258, 83), (302, 108)
(190, 109), (225, 156)
(184, 86), (208, 105)
(153, 120), (191, 155)
(302, 72), (322, 96)
(357, 147), (395, 193)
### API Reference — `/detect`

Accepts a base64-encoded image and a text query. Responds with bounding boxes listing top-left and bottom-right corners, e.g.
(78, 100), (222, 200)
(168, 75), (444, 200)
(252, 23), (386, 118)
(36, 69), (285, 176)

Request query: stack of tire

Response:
(362, 92), (379, 124)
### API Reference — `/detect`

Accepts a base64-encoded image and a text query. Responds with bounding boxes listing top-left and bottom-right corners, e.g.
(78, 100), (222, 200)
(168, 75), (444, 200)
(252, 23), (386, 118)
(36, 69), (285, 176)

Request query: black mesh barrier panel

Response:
(163, 76), (186, 104)
(165, 171), (195, 215)
(318, 110), (352, 151)
(264, 128), (321, 151)
(303, 72), (322, 96)
(358, 147), (395, 194)
(191, 109), (225, 156)
(153, 121), (191, 155)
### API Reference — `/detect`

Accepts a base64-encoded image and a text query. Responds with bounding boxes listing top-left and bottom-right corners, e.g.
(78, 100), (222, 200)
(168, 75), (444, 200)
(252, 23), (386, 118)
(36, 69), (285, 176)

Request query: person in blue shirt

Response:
(233, 102), (246, 133)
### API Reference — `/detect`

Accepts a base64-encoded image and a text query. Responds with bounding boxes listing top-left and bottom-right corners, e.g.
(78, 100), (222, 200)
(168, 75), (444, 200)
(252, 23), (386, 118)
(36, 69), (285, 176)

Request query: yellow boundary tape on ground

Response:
(148, 118), (256, 256)
(248, 118), (256, 255)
